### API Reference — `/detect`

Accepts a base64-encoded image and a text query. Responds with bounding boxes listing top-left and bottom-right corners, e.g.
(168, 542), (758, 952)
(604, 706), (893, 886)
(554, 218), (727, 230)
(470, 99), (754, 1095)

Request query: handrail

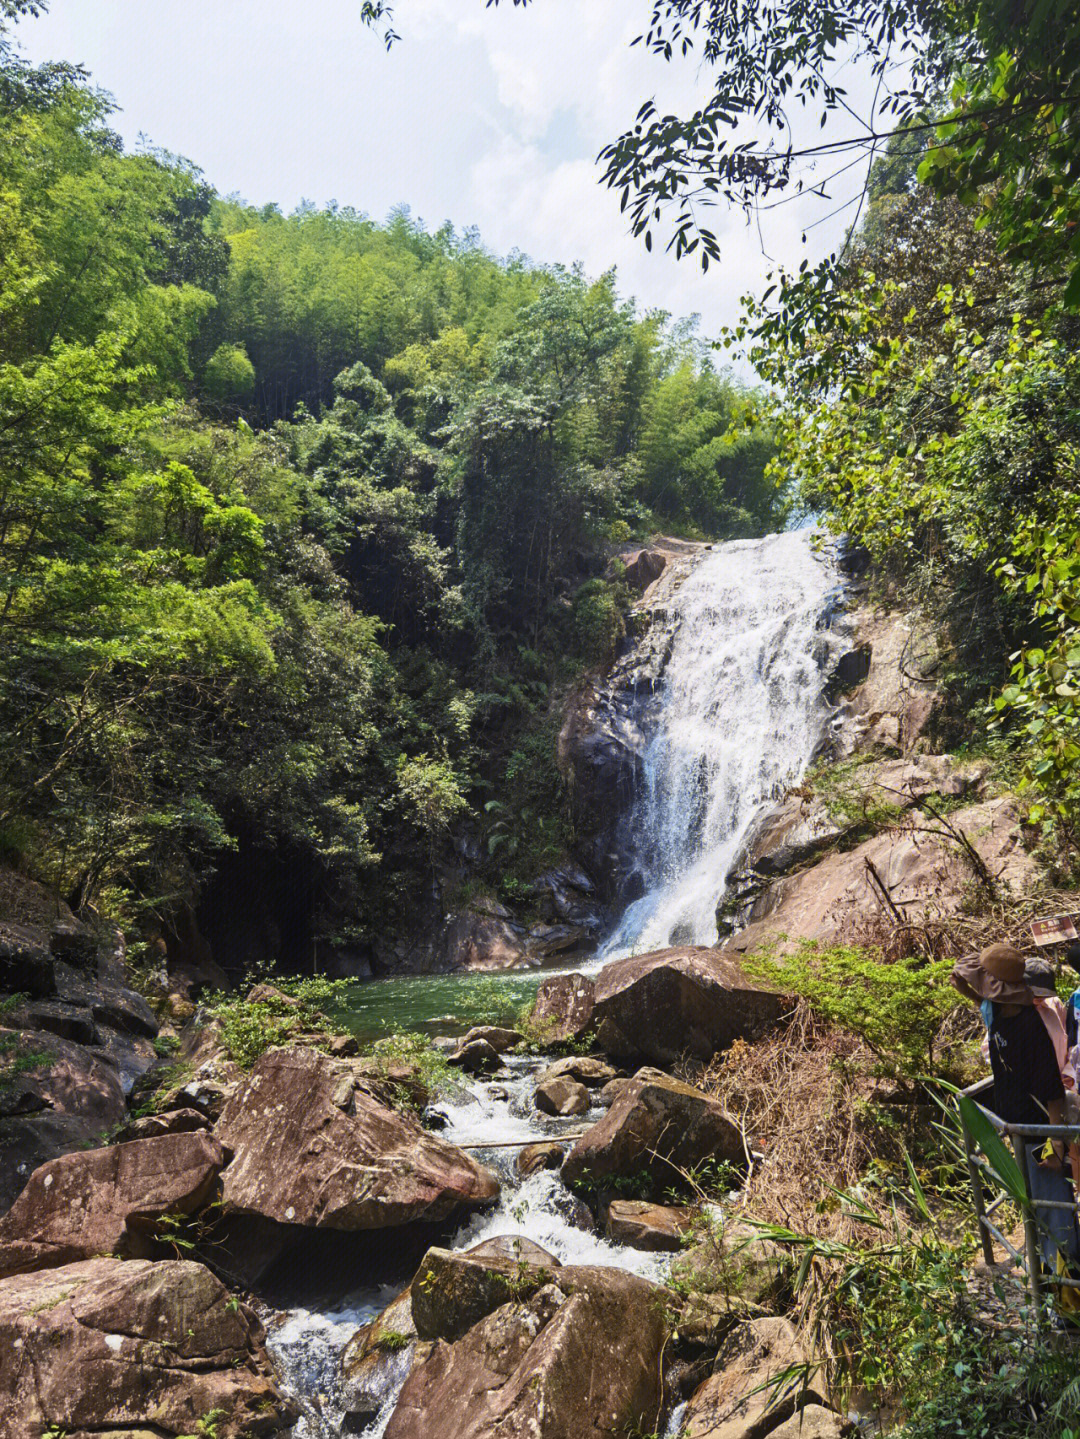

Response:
(959, 1076), (1080, 1320)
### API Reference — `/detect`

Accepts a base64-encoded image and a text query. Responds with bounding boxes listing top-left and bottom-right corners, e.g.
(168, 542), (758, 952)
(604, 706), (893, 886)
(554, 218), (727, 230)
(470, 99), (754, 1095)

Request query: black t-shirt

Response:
(987, 1003), (1064, 1127)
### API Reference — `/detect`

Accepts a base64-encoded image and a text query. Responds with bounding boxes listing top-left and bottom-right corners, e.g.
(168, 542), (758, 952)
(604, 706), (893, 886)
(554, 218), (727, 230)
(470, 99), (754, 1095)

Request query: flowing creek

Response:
(265, 530), (846, 1435)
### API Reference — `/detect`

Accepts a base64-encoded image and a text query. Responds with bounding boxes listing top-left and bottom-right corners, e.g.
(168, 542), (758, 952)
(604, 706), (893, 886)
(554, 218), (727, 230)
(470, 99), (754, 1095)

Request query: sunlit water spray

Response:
(601, 529), (843, 958)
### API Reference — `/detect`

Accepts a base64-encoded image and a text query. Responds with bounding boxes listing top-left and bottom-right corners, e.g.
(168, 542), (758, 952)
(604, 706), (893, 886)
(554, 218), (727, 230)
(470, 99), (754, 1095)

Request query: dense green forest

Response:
(0, 0), (785, 964)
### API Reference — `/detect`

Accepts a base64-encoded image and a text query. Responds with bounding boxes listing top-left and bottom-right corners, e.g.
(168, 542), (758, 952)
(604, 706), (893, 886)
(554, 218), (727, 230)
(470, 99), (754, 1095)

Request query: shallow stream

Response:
(264, 1052), (667, 1437)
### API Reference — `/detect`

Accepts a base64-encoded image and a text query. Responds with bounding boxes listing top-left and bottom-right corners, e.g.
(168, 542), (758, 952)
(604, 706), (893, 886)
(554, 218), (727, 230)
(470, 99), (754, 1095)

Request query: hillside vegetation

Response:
(0, 3), (785, 964)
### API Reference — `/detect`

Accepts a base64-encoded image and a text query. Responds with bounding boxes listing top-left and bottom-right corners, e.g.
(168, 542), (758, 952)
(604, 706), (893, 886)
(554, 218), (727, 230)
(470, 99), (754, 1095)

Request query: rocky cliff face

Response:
(719, 599), (1036, 955)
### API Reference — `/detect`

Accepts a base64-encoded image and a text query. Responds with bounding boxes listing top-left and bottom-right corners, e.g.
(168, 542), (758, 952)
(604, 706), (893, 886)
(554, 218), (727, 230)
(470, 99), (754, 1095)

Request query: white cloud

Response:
(18, 1), (883, 368)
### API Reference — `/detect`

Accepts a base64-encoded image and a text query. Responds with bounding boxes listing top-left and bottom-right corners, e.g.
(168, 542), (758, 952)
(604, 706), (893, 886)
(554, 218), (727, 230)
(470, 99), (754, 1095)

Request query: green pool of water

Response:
(329, 968), (549, 1042)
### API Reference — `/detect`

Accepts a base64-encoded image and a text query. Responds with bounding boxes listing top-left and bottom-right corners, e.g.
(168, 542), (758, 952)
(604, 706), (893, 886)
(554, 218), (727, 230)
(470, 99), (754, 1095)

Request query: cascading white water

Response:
(266, 1055), (667, 1438)
(602, 529), (842, 958)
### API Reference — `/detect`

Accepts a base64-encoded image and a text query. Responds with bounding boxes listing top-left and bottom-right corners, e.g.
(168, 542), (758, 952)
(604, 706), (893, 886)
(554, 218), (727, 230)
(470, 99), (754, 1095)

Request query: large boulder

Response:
(516, 1141), (565, 1177)
(534, 1074), (590, 1116)
(214, 1047), (498, 1262)
(411, 1241), (561, 1342)
(562, 1068), (742, 1189)
(727, 795), (1039, 958)
(592, 949), (788, 1064)
(670, 1216), (789, 1308)
(459, 1025), (522, 1052)
(0, 1029), (127, 1215)
(0, 1130), (224, 1277)
(617, 548), (667, 592)
(0, 1257), (295, 1437)
(341, 1236), (558, 1429)
(527, 972), (596, 1044)
(448, 1038), (501, 1074)
(384, 1265), (668, 1439)
(682, 1317), (826, 1439)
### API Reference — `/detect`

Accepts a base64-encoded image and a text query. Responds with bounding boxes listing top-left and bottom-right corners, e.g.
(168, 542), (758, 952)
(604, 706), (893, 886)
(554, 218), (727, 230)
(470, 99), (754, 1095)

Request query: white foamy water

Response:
(602, 529), (842, 957)
(266, 1058), (662, 1437)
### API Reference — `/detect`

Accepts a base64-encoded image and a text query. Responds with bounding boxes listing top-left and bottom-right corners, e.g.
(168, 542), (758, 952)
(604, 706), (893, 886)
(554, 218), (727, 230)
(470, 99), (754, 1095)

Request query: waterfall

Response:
(601, 529), (843, 957)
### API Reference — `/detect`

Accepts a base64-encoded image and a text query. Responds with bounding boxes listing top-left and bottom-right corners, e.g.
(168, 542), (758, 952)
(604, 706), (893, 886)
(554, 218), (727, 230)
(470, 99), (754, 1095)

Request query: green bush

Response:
(745, 941), (963, 1080)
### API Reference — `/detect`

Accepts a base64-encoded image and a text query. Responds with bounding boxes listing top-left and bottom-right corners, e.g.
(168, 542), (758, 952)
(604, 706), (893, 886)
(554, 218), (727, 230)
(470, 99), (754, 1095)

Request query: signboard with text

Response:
(1031, 914), (1080, 947)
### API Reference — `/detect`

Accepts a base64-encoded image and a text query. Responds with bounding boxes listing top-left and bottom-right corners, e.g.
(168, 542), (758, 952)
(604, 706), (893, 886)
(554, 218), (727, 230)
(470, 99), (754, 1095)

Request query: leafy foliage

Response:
(745, 941), (963, 1079)
(0, 6), (787, 964)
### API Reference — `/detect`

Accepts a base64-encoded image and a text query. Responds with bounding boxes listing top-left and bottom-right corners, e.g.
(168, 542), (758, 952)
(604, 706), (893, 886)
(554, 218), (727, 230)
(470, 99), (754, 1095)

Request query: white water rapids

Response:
(601, 528), (843, 958)
(265, 529), (845, 1435)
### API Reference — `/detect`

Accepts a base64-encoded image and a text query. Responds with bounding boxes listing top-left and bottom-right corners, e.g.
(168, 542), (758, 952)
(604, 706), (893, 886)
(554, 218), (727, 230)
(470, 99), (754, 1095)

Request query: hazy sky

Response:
(16, 1), (878, 344)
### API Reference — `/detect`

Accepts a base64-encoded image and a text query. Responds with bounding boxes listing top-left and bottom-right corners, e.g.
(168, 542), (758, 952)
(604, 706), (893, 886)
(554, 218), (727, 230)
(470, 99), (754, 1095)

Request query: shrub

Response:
(744, 941), (963, 1080)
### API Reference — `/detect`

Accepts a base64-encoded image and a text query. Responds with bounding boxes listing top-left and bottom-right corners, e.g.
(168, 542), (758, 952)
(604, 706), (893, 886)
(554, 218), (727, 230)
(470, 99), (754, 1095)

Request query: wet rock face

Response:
(0, 1257), (295, 1438)
(383, 1264), (669, 1439)
(561, 1068), (743, 1189)
(213, 1046), (498, 1277)
(515, 1141), (565, 1177)
(592, 948), (789, 1065)
(0, 1130), (225, 1277)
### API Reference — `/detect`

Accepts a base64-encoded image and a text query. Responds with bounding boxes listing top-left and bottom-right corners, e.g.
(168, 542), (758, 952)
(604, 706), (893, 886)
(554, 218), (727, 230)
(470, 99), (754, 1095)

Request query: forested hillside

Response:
(0, 1), (784, 968)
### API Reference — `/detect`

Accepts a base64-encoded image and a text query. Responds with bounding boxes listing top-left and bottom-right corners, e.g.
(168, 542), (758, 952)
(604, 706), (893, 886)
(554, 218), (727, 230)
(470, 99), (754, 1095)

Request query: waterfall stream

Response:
(601, 528), (844, 958)
(264, 528), (846, 1435)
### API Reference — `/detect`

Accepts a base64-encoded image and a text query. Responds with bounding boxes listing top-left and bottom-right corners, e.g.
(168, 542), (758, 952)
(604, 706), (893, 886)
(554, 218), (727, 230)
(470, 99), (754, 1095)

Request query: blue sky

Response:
(16, 1), (879, 346)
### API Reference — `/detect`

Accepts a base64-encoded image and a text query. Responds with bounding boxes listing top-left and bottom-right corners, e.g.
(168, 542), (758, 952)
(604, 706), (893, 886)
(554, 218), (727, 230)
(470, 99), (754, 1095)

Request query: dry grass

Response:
(678, 1001), (911, 1245)
(841, 872), (1080, 966)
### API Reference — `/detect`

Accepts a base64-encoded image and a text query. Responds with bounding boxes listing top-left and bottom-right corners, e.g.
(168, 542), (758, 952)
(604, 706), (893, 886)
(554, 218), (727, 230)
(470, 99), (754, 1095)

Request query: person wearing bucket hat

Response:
(952, 943), (1080, 1268)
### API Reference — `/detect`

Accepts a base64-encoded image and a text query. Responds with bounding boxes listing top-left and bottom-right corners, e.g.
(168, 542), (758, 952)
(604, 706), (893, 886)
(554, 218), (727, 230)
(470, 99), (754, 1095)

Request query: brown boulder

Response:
(448, 1037), (501, 1074)
(670, 1217), (789, 1307)
(411, 1241), (561, 1342)
(562, 1068), (742, 1189)
(214, 1047), (498, 1253)
(113, 1106), (210, 1143)
(0, 1029), (127, 1214)
(0, 1257), (294, 1437)
(537, 1054), (619, 1087)
(0, 1130), (225, 1277)
(384, 1265), (668, 1439)
(606, 1199), (696, 1251)
(528, 971), (595, 1044)
(598, 1076), (631, 1108)
(535, 1074), (590, 1116)
(770, 1408), (845, 1439)
(460, 1025), (522, 1052)
(516, 1141), (565, 1177)
(682, 1317), (825, 1439)
(342, 1236), (558, 1427)
(593, 948), (788, 1064)
(617, 548), (667, 592)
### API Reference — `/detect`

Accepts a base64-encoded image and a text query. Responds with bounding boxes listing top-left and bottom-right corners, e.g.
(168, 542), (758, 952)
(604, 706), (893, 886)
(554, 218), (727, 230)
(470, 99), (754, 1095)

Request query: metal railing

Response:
(959, 1077), (1080, 1317)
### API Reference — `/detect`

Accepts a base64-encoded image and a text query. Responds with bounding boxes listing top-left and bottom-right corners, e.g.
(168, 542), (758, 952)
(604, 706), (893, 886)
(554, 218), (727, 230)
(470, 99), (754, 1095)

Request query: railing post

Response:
(1010, 1131), (1045, 1324)
(961, 1108), (996, 1266)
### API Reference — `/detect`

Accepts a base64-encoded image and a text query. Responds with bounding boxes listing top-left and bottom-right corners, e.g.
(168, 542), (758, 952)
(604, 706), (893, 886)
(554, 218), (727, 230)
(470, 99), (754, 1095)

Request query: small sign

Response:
(1031, 915), (1080, 946)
